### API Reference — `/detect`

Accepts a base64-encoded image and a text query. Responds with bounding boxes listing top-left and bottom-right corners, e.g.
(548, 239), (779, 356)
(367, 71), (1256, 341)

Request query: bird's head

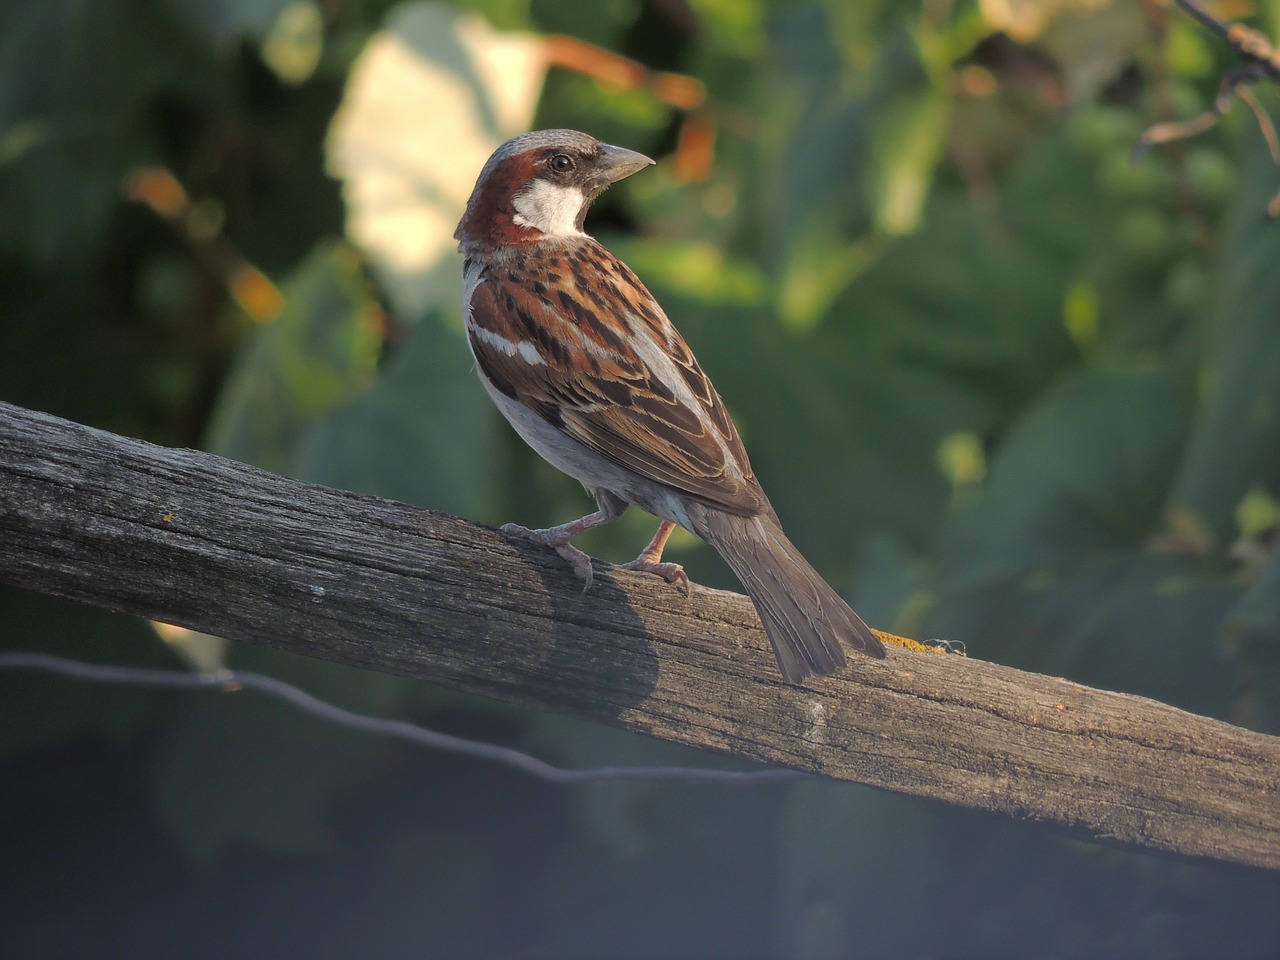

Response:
(455, 129), (654, 249)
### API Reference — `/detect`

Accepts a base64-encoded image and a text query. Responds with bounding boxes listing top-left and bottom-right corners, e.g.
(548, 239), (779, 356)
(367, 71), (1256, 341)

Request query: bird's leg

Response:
(501, 501), (625, 592)
(618, 520), (690, 594)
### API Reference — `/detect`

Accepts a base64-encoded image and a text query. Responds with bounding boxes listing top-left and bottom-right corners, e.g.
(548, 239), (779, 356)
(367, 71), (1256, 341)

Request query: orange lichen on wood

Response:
(875, 631), (951, 655)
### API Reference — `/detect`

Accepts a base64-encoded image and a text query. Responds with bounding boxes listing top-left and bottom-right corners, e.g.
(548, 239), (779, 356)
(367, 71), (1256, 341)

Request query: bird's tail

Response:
(701, 511), (885, 684)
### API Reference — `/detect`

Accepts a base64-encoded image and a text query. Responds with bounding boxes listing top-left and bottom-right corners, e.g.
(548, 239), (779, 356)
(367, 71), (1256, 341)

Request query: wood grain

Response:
(1, 400), (1277, 870)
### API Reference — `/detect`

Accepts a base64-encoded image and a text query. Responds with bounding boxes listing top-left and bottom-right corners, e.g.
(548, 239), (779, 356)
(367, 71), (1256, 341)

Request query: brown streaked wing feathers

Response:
(467, 250), (766, 517)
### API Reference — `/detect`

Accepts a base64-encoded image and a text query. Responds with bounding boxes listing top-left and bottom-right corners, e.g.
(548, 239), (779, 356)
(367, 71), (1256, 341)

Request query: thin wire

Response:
(0, 651), (807, 786)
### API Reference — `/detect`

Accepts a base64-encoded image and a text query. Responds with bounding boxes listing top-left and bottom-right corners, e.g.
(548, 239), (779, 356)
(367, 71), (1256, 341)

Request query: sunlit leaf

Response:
(868, 86), (947, 236)
(261, 2), (324, 85)
(609, 237), (767, 306)
(325, 1), (544, 322)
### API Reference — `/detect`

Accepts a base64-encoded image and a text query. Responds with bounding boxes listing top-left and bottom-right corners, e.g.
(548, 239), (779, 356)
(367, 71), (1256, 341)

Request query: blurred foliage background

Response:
(3, 0), (1280, 955)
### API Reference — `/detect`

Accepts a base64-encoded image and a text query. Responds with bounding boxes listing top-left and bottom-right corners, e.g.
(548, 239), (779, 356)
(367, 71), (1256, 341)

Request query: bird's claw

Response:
(618, 558), (690, 595)
(501, 522), (595, 592)
(555, 544), (595, 592)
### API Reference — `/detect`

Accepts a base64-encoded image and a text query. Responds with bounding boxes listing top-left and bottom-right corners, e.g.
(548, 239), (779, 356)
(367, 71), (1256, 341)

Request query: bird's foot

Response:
(618, 521), (689, 594)
(617, 556), (690, 594)
(501, 522), (595, 592)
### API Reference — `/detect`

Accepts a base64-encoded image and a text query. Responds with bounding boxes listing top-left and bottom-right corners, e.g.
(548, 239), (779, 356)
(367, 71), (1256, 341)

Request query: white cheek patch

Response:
(469, 322), (547, 366)
(512, 179), (586, 237)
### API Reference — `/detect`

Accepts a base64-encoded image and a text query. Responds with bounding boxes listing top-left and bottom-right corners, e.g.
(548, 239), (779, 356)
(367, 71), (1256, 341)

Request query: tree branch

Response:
(1, 400), (1277, 870)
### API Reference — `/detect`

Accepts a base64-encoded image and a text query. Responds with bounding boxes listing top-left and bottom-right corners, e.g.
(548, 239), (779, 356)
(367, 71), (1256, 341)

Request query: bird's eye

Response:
(548, 154), (575, 173)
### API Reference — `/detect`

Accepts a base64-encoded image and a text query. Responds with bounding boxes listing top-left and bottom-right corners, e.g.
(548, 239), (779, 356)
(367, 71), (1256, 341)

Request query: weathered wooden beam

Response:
(1, 400), (1277, 870)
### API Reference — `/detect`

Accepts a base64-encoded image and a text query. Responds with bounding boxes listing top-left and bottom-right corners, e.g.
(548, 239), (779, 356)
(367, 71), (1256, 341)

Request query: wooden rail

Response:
(1, 401), (1277, 870)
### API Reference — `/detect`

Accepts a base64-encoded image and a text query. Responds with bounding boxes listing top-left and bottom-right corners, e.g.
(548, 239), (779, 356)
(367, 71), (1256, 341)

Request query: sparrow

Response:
(454, 129), (885, 683)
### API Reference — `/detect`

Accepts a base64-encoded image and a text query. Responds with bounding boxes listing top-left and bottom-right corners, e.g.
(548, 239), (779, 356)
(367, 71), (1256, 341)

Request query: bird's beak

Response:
(596, 143), (655, 185)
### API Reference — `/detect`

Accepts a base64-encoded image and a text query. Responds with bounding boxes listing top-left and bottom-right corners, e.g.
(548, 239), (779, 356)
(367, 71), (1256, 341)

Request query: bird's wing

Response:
(465, 241), (767, 517)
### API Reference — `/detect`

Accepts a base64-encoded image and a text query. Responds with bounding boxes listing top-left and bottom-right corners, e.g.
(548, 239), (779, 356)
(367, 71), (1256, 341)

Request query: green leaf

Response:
(325, 1), (544, 322)
(169, 0), (297, 42)
(290, 313), (502, 518)
(867, 86), (947, 236)
(203, 241), (382, 473)
(1168, 128), (1280, 547)
(0, 0), (210, 266)
(925, 368), (1245, 713)
(757, 6), (877, 328)
(937, 367), (1189, 592)
(1226, 549), (1280, 730)
(935, 551), (1237, 713)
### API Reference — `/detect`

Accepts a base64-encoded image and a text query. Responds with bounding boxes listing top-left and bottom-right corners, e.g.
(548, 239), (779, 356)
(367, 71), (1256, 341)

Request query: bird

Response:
(454, 129), (886, 683)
